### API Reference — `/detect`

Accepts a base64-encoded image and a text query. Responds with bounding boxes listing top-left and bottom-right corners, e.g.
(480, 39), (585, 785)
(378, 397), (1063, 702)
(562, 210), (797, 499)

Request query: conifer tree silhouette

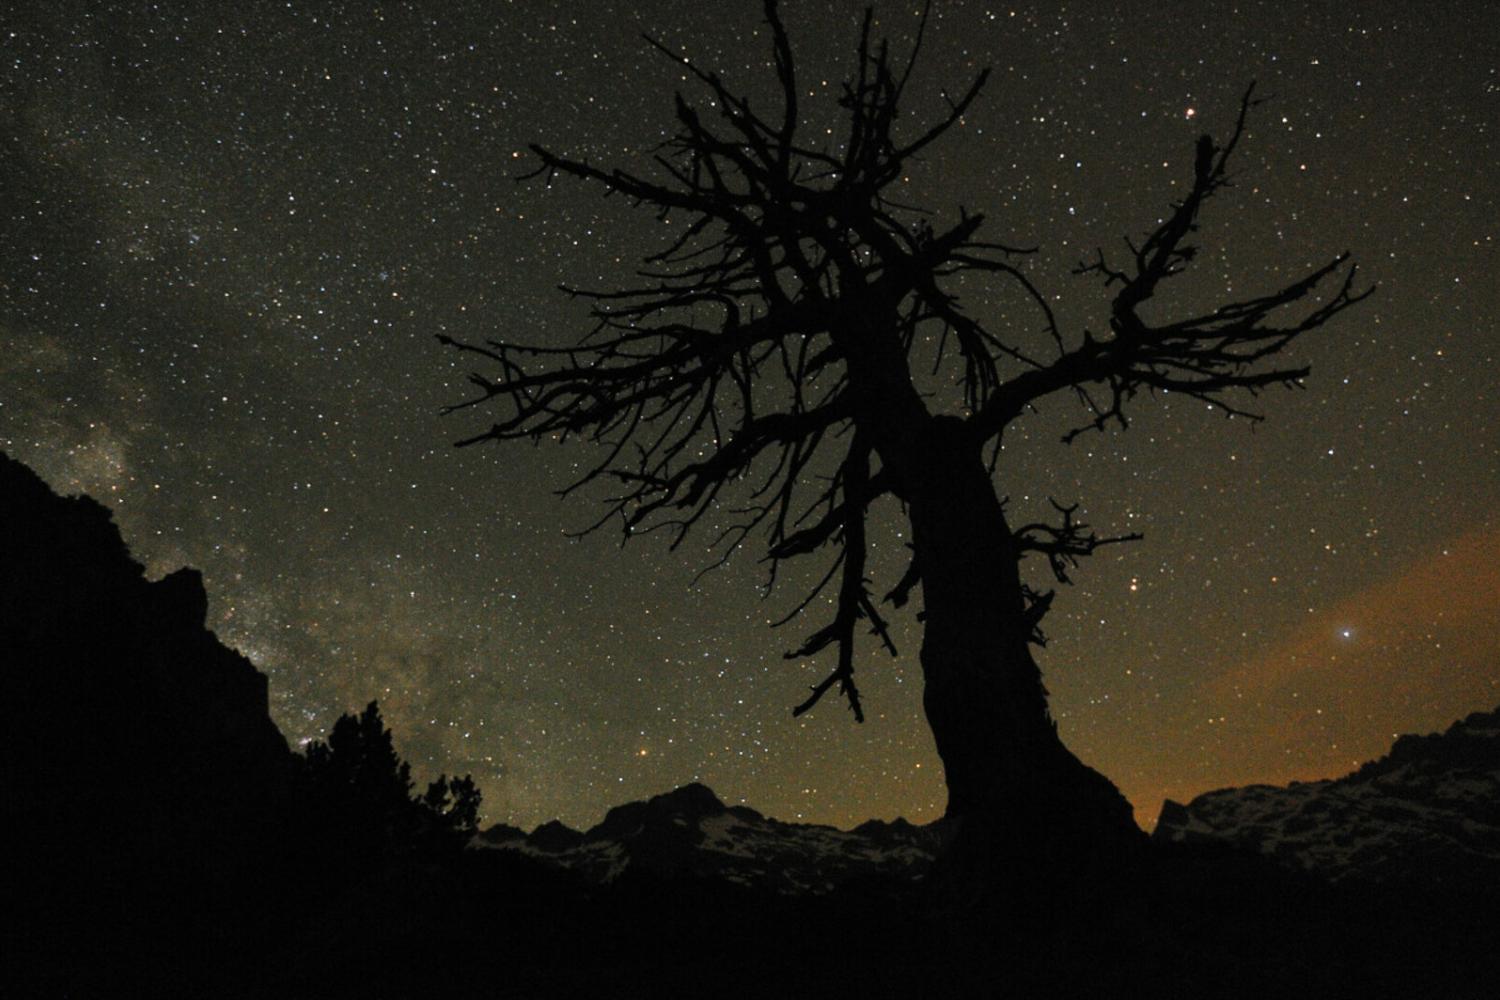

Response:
(305, 701), (482, 852)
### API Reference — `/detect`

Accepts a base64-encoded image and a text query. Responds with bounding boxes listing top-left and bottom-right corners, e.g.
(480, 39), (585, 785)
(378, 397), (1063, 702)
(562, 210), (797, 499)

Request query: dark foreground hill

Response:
(4, 449), (1499, 999)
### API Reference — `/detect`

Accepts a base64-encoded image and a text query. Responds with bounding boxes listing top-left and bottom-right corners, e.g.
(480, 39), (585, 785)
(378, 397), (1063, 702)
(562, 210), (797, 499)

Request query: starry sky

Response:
(3, 1), (1497, 832)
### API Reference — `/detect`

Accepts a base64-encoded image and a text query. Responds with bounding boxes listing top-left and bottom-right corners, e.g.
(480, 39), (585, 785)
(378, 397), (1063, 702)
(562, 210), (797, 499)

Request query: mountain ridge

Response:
(1154, 705), (1500, 888)
(473, 780), (946, 894)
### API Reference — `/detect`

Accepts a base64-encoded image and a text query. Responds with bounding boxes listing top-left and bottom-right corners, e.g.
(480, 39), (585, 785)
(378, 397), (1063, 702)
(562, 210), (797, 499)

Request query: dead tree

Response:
(441, 1), (1368, 881)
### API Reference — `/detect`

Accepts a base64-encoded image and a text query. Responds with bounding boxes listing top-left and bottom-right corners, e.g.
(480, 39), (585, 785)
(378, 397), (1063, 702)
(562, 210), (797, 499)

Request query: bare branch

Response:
(785, 436), (885, 721)
(974, 85), (1372, 444)
(1014, 500), (1142, 587)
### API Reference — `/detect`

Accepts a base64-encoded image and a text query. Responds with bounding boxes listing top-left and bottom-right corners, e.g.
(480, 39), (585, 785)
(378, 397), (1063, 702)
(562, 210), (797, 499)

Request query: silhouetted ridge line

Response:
(1155, 705), (1500, 888)
(472, 781), (946, 894)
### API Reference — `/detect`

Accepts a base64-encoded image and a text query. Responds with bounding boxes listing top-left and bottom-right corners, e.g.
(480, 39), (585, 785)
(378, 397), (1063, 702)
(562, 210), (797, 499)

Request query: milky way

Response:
(3, 1), (1496, 830)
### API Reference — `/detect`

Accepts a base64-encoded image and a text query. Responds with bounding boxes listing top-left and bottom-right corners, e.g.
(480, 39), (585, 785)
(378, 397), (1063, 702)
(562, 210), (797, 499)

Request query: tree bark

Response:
(904, 418), (1145, 901)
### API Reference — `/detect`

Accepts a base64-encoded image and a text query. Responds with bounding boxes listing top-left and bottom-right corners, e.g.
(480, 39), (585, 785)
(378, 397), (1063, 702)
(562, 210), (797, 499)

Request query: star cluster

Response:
(3, 1), (1496, 830)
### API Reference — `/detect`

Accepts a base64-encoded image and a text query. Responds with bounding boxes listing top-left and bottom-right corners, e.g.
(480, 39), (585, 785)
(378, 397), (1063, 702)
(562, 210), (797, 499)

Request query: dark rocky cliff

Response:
(0, 452), (298, 993)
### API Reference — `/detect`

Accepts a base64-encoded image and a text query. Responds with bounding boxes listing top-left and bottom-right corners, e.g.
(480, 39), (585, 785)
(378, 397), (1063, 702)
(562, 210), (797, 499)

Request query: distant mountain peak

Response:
(474, 783), (942, 895)
(527, 819), (585, 851)
(635, 781), (728, 820)
(1155, 704), (1500, 889)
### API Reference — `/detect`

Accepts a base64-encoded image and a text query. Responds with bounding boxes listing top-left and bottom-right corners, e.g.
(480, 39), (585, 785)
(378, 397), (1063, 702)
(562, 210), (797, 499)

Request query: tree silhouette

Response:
(423, 774), (483, 836)
(441, 2), (1366, 880)
(306, 702), (414, 809)
(304, 701), (482, 851)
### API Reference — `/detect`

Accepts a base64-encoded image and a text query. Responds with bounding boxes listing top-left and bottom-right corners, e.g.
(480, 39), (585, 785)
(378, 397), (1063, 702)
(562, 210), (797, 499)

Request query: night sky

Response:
(3, 1), (1496, 832)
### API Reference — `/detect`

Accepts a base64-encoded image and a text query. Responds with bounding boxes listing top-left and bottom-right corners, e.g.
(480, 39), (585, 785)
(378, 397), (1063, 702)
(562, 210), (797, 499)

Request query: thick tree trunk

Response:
(905, 418), (1144, 902)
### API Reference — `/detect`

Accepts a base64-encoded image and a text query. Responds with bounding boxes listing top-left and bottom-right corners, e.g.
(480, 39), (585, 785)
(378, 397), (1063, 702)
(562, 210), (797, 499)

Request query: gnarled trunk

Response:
(904, 419), (1144, 900)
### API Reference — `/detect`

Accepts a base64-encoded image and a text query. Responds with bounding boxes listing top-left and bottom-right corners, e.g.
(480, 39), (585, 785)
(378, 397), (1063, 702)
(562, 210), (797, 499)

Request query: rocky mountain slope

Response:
(1, 451), (305, 993)
(473, 782), (944, 894)
(1154, 707), (1500, 888)
(0, 450), (297, 847)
